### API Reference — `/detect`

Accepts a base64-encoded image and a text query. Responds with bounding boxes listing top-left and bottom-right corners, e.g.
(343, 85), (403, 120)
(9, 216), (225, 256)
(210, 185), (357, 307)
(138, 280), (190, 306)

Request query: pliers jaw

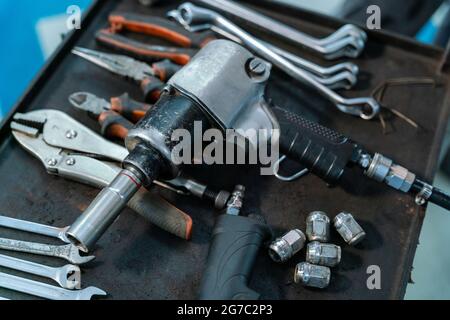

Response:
(11, 129), (63, 174)
(11, 111), (73, 175)
(69, 92), (112, 117)
(10, 113), (47, 138)
(72, 47), (154, 82)
(11, 112), (61, 173)
(10, 110), (128, 187)
(10, 110), (128, 163)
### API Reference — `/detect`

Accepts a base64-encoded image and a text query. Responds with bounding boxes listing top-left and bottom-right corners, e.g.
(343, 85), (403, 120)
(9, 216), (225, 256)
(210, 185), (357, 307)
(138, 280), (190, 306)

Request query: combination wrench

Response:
(168, 10), (359, 90)
(0, 216), (70, 243)
(0, 238), (95, 265)
(171, 3), (380, 120)
(0, 254), (80, 289)
(0, 272), (106, 300)
(195, 0), (367, 60)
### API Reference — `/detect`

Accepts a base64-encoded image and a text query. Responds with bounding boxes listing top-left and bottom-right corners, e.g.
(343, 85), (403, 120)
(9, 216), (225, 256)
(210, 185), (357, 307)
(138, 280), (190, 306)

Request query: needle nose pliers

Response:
(72, 47), (180, 103)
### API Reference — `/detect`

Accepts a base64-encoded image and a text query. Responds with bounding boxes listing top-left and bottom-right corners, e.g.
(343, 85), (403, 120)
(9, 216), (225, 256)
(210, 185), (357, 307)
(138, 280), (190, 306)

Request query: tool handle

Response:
(0, 272), (65, 300)
(128, 188), (193, 240)
(108, 13), (216, 48)
(152, 59), (183, 81)
(0, 254), (57, 281)
(96, 29), (194, 65)
(0, 238), (61, 258)
(110, 93), (152, 122)
(199, 214), (271, 300)
(273, 106), (358, 184)
(140, 77), (165, 103)
(0, 216), (67, 243)
(98, 111), (133, 140)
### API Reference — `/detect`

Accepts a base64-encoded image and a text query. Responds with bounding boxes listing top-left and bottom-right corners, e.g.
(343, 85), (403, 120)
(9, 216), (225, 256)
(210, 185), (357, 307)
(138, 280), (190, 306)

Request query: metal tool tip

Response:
(72, 46), (89, 53)
(81, 255), (96, 263)
(78, 287), (108, 300)
(87, 287), (108, 296)
(71, 47), (83, 55)
(72, 47), (97, 58)
(69, 92), (88, 107)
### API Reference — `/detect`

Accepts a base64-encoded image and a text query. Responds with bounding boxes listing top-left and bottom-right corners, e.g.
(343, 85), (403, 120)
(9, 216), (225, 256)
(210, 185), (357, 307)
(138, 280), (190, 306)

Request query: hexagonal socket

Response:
(268, 229), (306, 263)
(306, 211), (330, 242)
(294, 262), (331, 289)
(306, 241), (341, 267)
(334, 212), (366, 246)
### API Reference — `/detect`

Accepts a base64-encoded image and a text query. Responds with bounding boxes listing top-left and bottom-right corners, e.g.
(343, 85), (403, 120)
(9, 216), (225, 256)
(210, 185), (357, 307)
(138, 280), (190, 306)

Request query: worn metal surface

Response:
(0, 0), (449, 300)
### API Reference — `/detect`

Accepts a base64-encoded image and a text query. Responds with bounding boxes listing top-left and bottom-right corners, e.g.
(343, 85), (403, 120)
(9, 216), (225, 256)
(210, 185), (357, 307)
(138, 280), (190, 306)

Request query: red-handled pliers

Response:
(96, 13), (217, 65)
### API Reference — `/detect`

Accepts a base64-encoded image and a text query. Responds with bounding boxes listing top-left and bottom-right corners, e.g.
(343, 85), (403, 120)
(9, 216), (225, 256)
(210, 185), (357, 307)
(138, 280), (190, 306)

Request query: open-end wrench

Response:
(0, 238), (95, 265)
(0, 254), (80, 289)
(0, 272), (106, 300)
(0, 216), (70, 243)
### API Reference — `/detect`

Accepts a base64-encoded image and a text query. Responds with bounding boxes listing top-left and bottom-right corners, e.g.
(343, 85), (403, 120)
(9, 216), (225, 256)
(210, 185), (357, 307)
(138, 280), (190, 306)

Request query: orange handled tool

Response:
(110, 92), (152, 122)
(96, 29), (195, 65)
(96, 13), (217, 65)
(72, 47), (169, 103)
(98, 111), (133, 140)
(69, 92), (152, 140)
(108, 13), (216, 48)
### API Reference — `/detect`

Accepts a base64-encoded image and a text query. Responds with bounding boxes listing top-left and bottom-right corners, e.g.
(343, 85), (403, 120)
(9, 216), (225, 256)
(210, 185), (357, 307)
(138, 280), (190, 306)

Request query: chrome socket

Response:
(294, 262), (331, 289)
(306, 211), (330, 242)
(268, 229), (306, 263)
(334, 212), (366, 246)
(67, 169), (142, 252)
(306, 241), (341, 267)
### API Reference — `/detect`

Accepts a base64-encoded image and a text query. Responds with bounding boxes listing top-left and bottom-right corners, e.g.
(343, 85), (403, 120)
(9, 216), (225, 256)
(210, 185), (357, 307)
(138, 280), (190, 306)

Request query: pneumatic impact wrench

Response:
(67, 39), (450, 254)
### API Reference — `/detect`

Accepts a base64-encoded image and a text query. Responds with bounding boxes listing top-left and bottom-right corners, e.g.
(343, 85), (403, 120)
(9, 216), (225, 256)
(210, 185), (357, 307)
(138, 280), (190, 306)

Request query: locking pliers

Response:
(10, 109), (194, 240)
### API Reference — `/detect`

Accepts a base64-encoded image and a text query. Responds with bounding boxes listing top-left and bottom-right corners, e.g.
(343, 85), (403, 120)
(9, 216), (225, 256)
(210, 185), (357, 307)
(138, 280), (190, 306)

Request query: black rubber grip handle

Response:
(273, 106), (359, 184)
(199, 214), (271, 300)
(98, 111), (133, 140)
(140, 77), (165, 103)
(152, 59), (183, 81)
(111, 93), (152, 122)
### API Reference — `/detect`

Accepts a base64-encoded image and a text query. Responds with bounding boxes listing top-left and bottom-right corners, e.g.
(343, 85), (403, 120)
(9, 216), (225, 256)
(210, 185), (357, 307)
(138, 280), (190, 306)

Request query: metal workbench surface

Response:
(0, 0), (449, 300)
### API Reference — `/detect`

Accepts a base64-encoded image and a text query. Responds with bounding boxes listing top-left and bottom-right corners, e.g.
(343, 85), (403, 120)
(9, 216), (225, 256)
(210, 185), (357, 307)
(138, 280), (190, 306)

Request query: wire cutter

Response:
(72, 47), (180, 103)
(69, 92), (151, 140)
(10, 109), (193, 240)
(96, 13), (216, 64)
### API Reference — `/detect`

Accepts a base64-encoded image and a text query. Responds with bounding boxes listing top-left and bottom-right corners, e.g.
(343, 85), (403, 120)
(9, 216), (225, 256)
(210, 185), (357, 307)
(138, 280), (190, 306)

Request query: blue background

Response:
(0, 0), (91, 117)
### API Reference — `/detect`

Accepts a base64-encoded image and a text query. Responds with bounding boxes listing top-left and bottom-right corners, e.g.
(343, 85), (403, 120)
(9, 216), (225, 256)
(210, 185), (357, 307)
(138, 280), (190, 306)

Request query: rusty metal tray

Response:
(0, 0), (449, 300)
